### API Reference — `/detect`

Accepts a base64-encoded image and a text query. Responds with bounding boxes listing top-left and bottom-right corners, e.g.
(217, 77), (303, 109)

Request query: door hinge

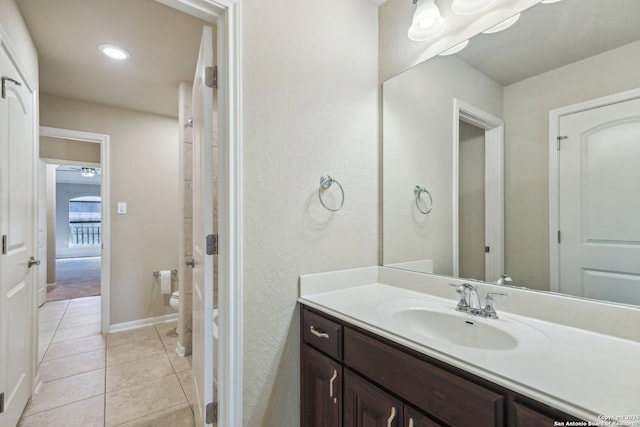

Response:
(485, 246), (490, 253)
(206, 234), (218, 255)
(205, 66), (218, 89)
(205, 401), (217, 424)
(0, 392), (4, 414)
(556, 135), (568, 150)
(558, 230), (561, 243)
(2, 235), (7, 255)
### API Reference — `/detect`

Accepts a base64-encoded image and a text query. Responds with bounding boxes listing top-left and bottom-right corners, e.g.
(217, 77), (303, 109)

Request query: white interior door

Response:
(0, 48), (35, 426)
(558, 96), (640, 304)
(38, 160), (47, 307)
(192, 25), (215, 427)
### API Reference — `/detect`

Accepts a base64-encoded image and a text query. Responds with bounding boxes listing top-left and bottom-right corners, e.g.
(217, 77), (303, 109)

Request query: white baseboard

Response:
(108, 313), (178, 333)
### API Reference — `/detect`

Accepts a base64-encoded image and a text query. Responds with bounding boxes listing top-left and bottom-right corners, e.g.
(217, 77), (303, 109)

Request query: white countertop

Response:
(299, 273), (640, 425)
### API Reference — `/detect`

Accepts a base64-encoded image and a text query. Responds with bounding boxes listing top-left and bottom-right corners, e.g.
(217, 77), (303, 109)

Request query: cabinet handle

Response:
(310, 326), (329, 339)
(408, 418), (414, 427)
(329, 369), (338, 403)
(387, 406), (396, 427)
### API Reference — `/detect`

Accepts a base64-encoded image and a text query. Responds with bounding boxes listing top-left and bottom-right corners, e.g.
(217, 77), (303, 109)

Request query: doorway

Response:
(453, 99), (505, 282)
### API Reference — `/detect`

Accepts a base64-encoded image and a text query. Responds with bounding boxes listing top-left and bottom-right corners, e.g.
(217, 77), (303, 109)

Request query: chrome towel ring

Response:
(414, 185), (433, 214)
(319, 175), (345, 212)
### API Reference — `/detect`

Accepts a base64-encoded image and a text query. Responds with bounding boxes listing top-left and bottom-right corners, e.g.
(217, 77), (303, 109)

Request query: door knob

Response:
(28, 256), (40, 268)
(186, 258), (195, 268)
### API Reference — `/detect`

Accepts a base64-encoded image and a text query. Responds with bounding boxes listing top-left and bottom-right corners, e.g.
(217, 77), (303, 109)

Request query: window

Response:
(69, 196), (101, 246)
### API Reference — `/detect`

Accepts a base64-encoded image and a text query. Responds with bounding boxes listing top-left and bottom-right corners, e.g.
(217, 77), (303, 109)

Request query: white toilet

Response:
(169, 290), (180, 311)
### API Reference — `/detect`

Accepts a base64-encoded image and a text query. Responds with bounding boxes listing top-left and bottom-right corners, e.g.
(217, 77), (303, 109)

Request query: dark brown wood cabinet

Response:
(300, 305), (582, 427)
(302, 345), (343, 427)
(344, 369), (402, 427)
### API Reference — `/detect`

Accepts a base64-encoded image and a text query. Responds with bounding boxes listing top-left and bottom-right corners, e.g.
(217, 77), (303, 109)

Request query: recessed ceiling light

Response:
(483, 13), (521, 34)
(439, 40), (470, 56)
(98, 44), (131, 60)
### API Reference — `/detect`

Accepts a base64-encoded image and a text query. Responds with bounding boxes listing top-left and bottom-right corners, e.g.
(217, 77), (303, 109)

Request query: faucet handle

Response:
(449, 284), (470, 312)
(483, 292), (508, 319)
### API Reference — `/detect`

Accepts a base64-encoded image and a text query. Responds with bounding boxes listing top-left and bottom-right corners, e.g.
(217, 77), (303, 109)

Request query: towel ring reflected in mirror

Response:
(414, 185), (433, 215)
(319, 175), (345, 212)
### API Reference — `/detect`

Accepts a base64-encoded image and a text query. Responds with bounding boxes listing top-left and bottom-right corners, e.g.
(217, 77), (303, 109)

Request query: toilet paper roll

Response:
(159, 270), (171, 294)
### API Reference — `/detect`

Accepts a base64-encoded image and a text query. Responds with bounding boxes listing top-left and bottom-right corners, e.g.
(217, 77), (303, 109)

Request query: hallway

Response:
(20, 296), (195, 426)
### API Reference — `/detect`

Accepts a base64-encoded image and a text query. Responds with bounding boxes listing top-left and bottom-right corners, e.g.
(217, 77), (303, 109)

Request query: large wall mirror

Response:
(382, 0), (640, 307)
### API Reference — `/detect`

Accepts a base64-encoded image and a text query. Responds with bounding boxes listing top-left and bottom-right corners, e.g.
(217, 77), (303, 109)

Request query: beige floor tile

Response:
(39, 318), (61, 333)
(105, 374), (186, 426)
(106, 353), (174, 392)
(118, 402), (194, 427)
(44, 334), (106, 361)
(154, 320), (178, 335)
(159, 330), (179, 353)
(40, 300), (70, 311)
(107, 337), (165, 366)
(176, 370), (195, 406)
(63, 305), (101, 318)
(58, 312), (101, 329)
(168, 352), (192, 373)
(67, 296), (101, 308)
(107, 325), (158, 348)
(23, 369), (105, 416)
(39, 329), (55, 347)
(39, 309), (67, 323)
(52, 323), (102, 343)
(18, 395), (104, 427)
(39, 349), (105, 382)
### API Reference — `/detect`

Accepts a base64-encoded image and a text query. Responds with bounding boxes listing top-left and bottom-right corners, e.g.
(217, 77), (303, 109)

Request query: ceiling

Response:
(16, 0), (211, 118)
(455, 0), (640, 86)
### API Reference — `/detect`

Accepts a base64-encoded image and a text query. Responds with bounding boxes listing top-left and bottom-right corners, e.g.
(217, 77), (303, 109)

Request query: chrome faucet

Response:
(495, 274), (512, 286)
(450, 284), (508, 319)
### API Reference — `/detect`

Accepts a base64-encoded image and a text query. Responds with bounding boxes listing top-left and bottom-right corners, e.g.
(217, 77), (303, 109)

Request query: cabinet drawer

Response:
(303, 309), (343, 360)
(344, 328), (505, 427)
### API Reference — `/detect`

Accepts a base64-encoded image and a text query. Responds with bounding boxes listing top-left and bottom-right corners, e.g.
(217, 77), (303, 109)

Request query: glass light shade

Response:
(541, 0), (564, 3)
(483, 13), (520, 34)
(451, 0), (495, 15)
(408, 0), (445, 41)
(81, 167), (97, 177)
(439, 39), (470, 55)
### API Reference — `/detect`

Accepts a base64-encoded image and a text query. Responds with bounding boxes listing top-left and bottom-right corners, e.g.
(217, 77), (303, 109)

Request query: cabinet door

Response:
(302, 345), (342, 427)
(344, 370), (402, 427)
(404, 406), (443, 427)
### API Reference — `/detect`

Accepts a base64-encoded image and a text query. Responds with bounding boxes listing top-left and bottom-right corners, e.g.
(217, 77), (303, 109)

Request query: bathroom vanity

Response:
(298, 267), (640, 427)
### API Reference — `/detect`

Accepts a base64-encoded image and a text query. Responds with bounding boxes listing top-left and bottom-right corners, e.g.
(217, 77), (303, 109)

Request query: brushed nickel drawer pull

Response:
(387, 406), (396, 427)
(310, 326), (329, 339)
(329, 369), (338, 403)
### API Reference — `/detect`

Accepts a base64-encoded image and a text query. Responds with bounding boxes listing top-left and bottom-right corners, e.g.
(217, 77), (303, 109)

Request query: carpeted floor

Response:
(47, 257), (101, 301)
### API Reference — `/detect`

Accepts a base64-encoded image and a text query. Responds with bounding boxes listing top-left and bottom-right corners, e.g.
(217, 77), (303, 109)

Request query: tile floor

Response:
(18, 296), (196, 427)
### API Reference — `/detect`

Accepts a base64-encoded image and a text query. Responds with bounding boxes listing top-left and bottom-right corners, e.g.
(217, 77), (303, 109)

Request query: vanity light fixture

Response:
(541, 0), (564, 3)
(81, 167), (97, 177)
(98, 43), (131, 61)
(408, 0), (445, 41)
(483, 13), (521, 34)
(439, 39), (469, 55)
(451, 0), (495, 15)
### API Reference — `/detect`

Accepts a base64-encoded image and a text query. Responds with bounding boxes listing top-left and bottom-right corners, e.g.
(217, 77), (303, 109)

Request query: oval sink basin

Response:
(391, 308), (518, 350)
(379, 300), (550, 351)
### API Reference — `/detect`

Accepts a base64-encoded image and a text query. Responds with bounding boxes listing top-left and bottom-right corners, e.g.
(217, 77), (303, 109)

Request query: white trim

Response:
(153, 1), (243, 426)
(453, 99), (504, 281)
(109, 313), (178, 333)
(39, 126), (111, 333)
(548, 87), (640, 293)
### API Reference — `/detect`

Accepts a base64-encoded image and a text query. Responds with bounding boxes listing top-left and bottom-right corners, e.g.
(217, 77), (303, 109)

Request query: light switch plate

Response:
(117, 202), (127, 214)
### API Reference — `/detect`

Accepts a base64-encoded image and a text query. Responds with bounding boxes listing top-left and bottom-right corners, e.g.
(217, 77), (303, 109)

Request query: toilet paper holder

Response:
(153, 269), (177, 276)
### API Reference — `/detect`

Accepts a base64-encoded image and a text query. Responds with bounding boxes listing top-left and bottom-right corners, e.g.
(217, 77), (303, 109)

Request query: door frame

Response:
(39, 126), (111, 332)
(548, 87), (640, 293)
(452, 99), (505, 281)
(154, 1), (243, 425)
